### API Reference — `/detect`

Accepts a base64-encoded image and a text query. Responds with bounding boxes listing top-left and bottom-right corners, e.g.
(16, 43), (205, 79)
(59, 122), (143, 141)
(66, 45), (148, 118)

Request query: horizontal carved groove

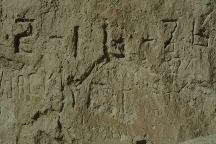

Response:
(49, 35), (63, 39)
(161, 18), (177, 23)
(15, 18), (35, 23)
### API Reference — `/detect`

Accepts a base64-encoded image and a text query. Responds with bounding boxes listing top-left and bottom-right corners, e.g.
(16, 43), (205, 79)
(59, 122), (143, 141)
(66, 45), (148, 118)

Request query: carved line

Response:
(192, 19), (195, 45)
(102, 22), (110, 62)
(49, 35), (63, 39)
(15, 18), (35, 23)
(164, 22), (177, 48)
(73, 26), (79, 58)
(0, 70), (3, 87)
(161, 18), (177, 23)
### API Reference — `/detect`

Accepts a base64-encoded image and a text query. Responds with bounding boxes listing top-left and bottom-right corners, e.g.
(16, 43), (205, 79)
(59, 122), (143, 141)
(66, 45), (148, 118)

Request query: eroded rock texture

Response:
(0, 0), (216, 144)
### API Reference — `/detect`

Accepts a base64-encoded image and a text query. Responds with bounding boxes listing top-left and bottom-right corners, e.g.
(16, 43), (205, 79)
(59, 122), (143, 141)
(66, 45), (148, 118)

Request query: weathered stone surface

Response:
(0, 0), (216, 144)
(180, 134), (216, 144)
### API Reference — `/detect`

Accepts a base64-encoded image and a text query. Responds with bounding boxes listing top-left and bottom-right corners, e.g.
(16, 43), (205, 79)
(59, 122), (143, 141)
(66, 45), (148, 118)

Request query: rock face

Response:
(180, 134), (216, 144)
(0, 0), (216, 144)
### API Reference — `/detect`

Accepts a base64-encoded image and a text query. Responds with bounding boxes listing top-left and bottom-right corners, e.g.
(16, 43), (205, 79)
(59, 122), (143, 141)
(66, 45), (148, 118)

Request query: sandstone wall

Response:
(1, 0), (216, 144)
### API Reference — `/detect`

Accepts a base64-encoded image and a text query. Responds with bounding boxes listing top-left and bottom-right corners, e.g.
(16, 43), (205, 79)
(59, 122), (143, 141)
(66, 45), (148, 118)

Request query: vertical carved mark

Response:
(72, 26), (79, 58)
(14, 37), (20, 53)
(122, 93), (125, 113)
(0, 0), (2, 21)
(18, 76), (24, 100)
(86, 92), (91, 109)
(16, 125), (22, 144)
(68, 86), (76, 108)
(8, 76), (12, 98)
(102, 22), (110, 61)
(192, 19), (195, 45)
(86, 84), (91, 108)
(0, 70), (3, 87)
(59, 73), (65, 113)
(0, 70), (3, 97)
(14, 23), (33, 53)
(56, 117), (63, 141)
(82, 115), (85, 125)
(0, 71), (3, 98)
(25, 76), (30, 101)
(71, 90), (75, 108)
(5, 34), (9, 40)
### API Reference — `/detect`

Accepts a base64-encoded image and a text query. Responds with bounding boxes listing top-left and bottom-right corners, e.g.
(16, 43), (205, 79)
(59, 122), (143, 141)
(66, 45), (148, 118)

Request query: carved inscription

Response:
(0, 69), (46, 101)
(14, 17), (35, 53)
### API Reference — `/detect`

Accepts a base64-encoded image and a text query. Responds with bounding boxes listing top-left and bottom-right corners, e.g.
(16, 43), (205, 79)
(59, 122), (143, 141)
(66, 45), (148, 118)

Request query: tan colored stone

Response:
(0, 0), (216, 144)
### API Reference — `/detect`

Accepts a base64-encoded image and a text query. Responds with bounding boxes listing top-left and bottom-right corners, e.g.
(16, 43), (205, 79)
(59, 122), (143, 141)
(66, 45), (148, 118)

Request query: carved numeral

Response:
(14, 23), (33, 53)
(14, 17), (35, 53)
(72, 26), (79, 58)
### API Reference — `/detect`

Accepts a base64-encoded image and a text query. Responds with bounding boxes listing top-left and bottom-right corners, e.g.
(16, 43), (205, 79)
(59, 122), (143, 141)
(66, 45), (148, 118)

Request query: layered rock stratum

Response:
(1, 0), (216, 144)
